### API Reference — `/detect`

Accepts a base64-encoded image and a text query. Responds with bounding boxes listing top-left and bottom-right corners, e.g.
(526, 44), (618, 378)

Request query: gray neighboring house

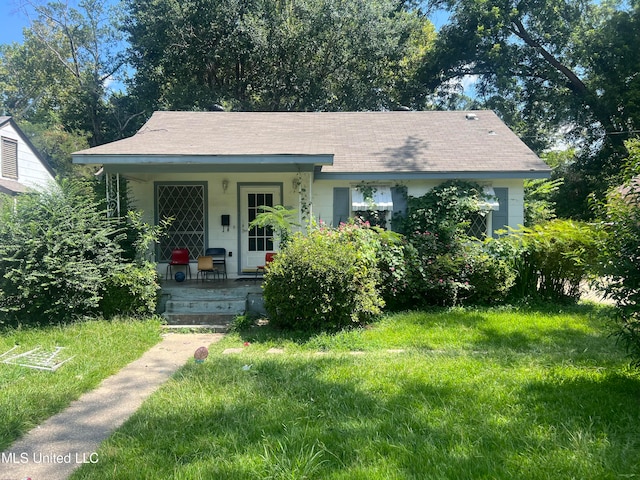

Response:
(72, 110), (551, 277)
(0, 116), (55, 196)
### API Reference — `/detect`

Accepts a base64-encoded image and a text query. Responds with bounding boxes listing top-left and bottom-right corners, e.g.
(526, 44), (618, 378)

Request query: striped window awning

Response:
(352, 186), (394, 211)
(481, 187), (500, 211)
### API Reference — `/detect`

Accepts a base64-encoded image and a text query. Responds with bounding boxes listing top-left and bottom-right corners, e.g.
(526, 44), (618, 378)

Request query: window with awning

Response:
(351, 186), (394, 228)
(480, 186), (500, 211)
(351, 186), (393, 211)
(468, 187), (506, 238)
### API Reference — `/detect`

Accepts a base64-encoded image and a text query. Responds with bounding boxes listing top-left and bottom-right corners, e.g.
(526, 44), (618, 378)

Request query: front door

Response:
(240, 185), (281, 271)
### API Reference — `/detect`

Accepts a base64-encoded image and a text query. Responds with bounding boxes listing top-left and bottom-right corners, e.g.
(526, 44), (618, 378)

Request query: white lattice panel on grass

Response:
(0, 346), (75, 371)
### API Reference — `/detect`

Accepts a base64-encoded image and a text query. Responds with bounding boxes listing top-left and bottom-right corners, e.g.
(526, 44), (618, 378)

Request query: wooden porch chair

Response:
(197, 255), (218, 282)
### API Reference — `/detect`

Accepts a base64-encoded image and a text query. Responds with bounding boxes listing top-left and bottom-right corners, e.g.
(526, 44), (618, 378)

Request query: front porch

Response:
(158, 277), (266, 330)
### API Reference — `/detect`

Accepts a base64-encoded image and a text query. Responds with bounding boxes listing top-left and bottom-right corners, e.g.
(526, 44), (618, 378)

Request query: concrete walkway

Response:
(1, 332), (223, 480)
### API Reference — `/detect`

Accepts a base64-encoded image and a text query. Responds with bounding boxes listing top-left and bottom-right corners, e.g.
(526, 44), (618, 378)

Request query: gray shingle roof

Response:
(0, 178), (29, 195)
(73, 110), (550, 175)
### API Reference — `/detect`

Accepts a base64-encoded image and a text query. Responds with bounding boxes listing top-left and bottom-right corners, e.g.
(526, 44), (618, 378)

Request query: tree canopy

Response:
(1, 0), (638, 218)
(420, 0), (640, 216)
(124, 0), (428, 112)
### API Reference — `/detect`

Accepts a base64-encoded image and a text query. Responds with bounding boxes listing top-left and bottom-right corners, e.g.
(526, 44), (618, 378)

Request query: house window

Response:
(155, 183), (207, 262)
(1, 137), (18, 179)
(333, 185), (406, 230)
(467, 212), (489, 239)
(352, 186), (393, 228)
(466, 187), (506, 239)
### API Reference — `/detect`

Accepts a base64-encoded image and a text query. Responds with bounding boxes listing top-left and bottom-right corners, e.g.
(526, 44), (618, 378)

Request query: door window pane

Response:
(247, 193), (275, 252)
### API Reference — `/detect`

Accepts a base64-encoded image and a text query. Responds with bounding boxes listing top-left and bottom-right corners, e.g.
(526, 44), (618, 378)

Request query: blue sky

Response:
(1, 1), (450, 47)
(0, 1), (30, 45)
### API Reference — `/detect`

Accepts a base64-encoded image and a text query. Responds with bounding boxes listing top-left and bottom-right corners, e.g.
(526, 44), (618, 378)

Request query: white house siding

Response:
(126, 171), (304, 276)
(500, 179), (525, 228)
(124, 172), (525, 277)
(310, 178), (525, 233)
(0, 122), (54, 189)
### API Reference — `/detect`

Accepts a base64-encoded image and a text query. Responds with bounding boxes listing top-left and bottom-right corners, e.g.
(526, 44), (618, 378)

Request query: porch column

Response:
(105, 173), (121, 218)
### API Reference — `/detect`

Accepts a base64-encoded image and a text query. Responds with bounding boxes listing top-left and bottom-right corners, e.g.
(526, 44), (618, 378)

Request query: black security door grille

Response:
(156, 184), (206, 261)
(247, 193), (274, 251)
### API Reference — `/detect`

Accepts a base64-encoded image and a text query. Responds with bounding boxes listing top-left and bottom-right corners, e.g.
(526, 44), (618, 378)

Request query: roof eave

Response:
(313, 170), (552, 181)
(72, 153), (334, 166)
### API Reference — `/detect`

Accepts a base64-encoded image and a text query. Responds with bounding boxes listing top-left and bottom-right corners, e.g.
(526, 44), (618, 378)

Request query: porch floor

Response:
(160, 276), (264, 291)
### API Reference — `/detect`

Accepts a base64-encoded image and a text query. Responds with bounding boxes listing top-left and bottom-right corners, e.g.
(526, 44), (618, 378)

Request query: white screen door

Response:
(240, 186), (281, 270)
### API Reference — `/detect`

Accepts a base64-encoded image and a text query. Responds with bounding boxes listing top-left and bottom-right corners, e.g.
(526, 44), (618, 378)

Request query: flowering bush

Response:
(383, 180), (516, 307)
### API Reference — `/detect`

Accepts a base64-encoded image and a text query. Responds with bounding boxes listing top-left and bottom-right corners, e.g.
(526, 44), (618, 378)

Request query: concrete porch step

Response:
(162, 313), (236, 332)
(159, 279), (265, 328)
(161, 324), (231, 333)
(164, 299), (246, 315)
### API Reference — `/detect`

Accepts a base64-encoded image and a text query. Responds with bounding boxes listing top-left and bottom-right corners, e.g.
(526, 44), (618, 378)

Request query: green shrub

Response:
(599, 139), (640, 366)
(390, 234), (515, 308)
(373, 228), (413, 310)
(523, 177), (563, 226)
(401, 231), (470, 306)
(495, 219), (601, 302)
(0, 180), (162, 325)
(263, 221), (384, 331)
(0, 179), (124, 325)
(462, 242), (516, 305)
(98, 211), (166, 318)
(100, 262), (159, 318)
(484, 233), (536, 301)
(387, 180), (513, 308)
(397, 180), (489, 247)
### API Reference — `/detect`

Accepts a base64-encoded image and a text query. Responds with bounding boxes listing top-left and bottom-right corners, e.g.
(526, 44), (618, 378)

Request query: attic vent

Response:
(1, 137), (18, 179)
(465, 113), (478, 120)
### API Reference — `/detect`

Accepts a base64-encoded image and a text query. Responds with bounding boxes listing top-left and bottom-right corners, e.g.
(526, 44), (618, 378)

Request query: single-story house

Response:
(0, 116), (55, 196)
(72, 110), (551, 277)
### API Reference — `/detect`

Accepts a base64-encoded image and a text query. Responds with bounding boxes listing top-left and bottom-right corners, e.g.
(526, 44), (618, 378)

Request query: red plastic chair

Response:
(165, 248), (191, 280)
(255, 252), (276, 278)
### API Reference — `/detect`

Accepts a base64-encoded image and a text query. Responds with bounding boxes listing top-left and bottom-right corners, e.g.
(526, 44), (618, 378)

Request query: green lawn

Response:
(0, 317), (163, 450)
(70, 304), (640, 480)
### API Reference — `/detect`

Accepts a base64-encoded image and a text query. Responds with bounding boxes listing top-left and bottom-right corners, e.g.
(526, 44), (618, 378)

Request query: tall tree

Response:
(124, 0), (428, 112)
(0, 0), (133, 146)
(421, 0), (640, 216)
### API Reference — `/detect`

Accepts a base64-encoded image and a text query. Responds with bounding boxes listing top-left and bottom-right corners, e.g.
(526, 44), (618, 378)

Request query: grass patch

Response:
(0, 317), (162, 450)
(72, 305), (640, 479)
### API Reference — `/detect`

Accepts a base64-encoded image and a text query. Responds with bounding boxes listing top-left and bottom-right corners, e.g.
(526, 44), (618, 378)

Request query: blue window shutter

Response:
(391, 186), (407, 231)
(492, 187), (509, 237)
(333, 187), (350, 226)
